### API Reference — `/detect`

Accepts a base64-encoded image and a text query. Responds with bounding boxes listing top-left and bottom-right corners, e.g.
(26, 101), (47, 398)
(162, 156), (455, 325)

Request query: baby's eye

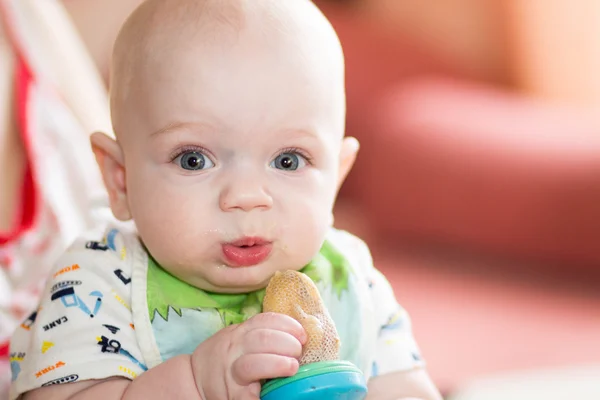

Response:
(270, 152), (308, 171)
(174, 151), (215, 171)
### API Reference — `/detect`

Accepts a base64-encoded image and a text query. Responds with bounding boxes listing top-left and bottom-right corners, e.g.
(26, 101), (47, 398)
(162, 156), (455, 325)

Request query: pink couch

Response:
(318, 1), (600, 394)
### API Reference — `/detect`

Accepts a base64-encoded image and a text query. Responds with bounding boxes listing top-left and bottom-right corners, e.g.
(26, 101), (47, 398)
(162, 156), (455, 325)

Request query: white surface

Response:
(449, 365), (600, 400)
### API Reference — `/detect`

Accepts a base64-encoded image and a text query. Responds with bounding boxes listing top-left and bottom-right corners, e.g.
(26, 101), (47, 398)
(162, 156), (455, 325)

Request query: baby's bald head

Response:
(93, 1), (359, 292)
(110, 0), (345, 138)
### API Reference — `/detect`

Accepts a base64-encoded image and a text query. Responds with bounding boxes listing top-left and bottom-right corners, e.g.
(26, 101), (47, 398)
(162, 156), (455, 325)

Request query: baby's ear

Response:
(91, 132), (132, 221)
(336, 136), (359, 191)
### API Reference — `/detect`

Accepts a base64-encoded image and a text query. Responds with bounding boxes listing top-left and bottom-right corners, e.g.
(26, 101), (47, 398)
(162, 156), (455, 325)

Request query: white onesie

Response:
(9, 222), (424, 399)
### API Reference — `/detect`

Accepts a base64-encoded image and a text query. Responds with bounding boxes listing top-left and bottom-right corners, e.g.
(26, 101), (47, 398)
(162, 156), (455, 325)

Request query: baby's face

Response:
(115, 29), (348, 293)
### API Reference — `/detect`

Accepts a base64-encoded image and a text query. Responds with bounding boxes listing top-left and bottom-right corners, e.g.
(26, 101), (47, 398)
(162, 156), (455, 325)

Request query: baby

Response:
(9, 1), (441, 399)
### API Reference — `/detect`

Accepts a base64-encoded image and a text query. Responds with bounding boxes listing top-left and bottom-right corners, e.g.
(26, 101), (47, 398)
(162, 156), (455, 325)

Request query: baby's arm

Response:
(366, 368), (442, 400)
(21, 311), (305, 400)
(23, 354), (200, 400)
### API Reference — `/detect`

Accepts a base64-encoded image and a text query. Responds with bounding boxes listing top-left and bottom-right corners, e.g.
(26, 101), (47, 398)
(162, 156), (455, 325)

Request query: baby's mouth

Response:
(221, 237), (273, 267)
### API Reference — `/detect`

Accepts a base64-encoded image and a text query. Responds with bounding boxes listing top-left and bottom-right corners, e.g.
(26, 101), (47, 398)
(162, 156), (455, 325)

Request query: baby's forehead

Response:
(110, 0), (345, 135)
(114, 0), (330, 58)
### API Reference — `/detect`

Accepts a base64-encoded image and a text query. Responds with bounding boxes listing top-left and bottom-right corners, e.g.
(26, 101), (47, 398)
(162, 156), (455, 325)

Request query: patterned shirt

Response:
(9, 223), (424, 399)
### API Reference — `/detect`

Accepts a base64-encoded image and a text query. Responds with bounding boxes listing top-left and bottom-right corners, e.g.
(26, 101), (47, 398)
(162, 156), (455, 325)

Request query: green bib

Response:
(146, 239), (351, 327)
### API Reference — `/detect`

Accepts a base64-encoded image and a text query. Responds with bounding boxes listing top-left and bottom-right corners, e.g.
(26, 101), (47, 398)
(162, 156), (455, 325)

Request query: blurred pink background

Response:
(317, 0), (600, 396)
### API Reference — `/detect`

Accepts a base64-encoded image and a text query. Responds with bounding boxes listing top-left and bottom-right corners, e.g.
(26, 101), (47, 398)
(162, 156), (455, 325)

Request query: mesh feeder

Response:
(260, 270), (367, 400)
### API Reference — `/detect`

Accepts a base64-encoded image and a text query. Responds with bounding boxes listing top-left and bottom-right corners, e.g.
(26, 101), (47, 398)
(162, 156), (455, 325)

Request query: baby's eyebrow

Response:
(150, 121), (212, 137)
(280, 128), (320, 141)
(149, 122), (323, 143)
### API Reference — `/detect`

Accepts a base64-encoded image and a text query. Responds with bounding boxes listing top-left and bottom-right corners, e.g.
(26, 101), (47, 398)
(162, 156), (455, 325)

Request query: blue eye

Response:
(270, 152), (308, 171)
(175, 151), (214, 171)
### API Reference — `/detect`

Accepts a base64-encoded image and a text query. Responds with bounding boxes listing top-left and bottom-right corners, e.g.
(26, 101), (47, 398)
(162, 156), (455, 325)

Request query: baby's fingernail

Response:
(288, 357), (300, 375)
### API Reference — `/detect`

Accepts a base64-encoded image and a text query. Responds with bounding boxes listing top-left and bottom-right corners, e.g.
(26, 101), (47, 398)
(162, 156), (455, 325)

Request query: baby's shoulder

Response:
(323, 228), (395, 306)
(9, 223), (146, 400)
(47, 222), (139, 289)
(324, 228), (375, 277)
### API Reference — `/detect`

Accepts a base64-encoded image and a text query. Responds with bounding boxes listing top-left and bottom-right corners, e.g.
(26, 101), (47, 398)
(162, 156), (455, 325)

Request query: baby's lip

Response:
(222, 237), (273, 267)
(227, 237), (271, 247)
(221, 237), (273, 267)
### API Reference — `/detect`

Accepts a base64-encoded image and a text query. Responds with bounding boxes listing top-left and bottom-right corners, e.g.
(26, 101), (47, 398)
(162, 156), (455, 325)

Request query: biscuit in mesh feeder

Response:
(260, 270), (367, 400)
(263, 270), (341, 365)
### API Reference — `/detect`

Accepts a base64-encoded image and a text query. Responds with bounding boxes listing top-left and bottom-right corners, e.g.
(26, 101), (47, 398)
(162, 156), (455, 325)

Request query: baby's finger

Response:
(244, 312), (307, 344)
(232, 353), (299, 386)
(233, 384), (261, 400)
(228, 382), (261, 400)
(232, 390), (260, 400)
(243, 328), (303, 358)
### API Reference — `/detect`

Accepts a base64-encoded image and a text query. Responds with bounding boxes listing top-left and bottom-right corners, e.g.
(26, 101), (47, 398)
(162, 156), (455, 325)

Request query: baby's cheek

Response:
(131, 189), (205, 256)
(138, 218), (207, 275)
(284, 205), (330, 263)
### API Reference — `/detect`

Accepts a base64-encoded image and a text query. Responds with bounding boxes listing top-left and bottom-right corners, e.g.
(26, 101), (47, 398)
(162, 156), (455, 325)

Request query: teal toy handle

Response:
(260, 361), (367, 400)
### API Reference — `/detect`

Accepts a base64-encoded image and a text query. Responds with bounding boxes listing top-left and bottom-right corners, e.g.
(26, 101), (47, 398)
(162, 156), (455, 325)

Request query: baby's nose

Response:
(219, 179), (273, 212)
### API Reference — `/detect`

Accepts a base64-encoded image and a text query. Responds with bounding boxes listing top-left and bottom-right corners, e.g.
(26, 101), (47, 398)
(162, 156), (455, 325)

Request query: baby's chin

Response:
(181, 263), (304, 294)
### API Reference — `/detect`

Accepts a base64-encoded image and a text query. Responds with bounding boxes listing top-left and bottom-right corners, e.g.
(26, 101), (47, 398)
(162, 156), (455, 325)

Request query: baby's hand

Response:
(191, 312), (307, 400)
